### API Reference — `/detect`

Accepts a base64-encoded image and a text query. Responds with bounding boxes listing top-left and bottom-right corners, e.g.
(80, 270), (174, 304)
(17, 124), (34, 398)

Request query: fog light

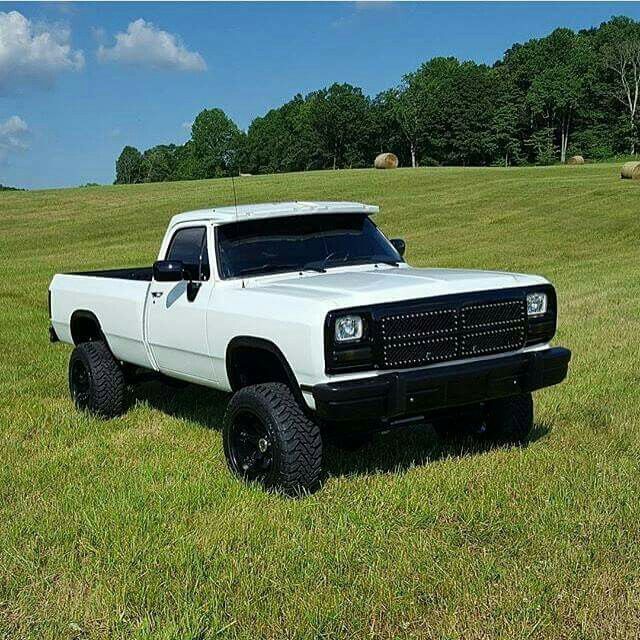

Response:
(526, 292), (548, 316)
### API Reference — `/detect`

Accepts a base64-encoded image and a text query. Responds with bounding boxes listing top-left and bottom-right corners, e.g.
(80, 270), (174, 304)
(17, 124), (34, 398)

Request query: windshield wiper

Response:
(303, 250), (350, 273)
(356, 254), (401, 267)
(236, 254), (398, 278)
(304, 254), (401, 271)
(236, 263), (325, 277)
(236, 263), (295, 276)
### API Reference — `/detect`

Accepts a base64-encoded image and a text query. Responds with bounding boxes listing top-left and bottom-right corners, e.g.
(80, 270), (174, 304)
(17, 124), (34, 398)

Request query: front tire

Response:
(223, 383), (322, 495)
(68, 341), (125, 418)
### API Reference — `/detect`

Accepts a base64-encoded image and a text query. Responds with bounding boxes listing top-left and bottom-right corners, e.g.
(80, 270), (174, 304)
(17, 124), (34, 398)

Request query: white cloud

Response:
(0, 11), (84, 93)
(0, 115), (29, 162)
(182, 120), (193, 131)
(97, 19), (206, 72)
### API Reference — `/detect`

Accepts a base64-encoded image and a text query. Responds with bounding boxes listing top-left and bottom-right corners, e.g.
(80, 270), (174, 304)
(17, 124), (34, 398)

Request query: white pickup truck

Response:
(49, 201), (571, 494)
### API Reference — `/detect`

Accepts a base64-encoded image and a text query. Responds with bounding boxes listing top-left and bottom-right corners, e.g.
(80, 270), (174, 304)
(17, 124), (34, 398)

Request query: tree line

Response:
(115, 16), (640, 184)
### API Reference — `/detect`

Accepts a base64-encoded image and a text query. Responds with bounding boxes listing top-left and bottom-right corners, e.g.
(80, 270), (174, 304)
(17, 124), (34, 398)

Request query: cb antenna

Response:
(231, 173), (239, 224)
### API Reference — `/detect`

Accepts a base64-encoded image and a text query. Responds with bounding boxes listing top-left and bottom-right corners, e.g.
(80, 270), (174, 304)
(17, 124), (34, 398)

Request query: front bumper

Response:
(312, 347), (571, 423)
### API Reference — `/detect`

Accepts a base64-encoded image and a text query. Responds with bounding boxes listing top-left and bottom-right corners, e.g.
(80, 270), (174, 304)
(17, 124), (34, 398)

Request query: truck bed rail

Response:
(69, 267), (153, 281)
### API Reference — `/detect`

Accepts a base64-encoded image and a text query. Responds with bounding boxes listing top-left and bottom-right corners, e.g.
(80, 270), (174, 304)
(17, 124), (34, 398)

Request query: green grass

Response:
(1, 164), (639, 639)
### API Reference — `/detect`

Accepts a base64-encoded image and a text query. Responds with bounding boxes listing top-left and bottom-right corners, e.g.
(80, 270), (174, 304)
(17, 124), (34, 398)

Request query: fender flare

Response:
(69, 310), (107, 345)
(225, 336), (304, 404)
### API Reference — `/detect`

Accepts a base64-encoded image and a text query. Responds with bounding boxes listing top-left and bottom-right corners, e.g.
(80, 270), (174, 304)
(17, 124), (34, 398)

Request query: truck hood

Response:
(247, 265), (548, 309)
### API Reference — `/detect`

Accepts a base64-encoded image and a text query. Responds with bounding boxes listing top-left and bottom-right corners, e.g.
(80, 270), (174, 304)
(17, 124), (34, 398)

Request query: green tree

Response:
(173, 142), (203, 181)
(439, 62), (502, 165)
(245, 111), (285, 174)
(191, 108), (245, 177)
(370, 90), (407, 165)
(526, 127), (556, 165)
(245, 94), (318, 174)
(597, 18), (640, 154)
(393, 79), (421, 167)
(503, 28), (594, 163)
(491, 73), (525, 166)
(306, 83), (372, 169)
(401, 57), (501, 166)
(142, 145), (176, 183)
(115, 146), (144, 184)
(401, 57), (461, 165)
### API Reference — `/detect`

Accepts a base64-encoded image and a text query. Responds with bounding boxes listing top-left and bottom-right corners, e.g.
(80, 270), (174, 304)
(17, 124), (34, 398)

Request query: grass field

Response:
(1, 164), (639, 639)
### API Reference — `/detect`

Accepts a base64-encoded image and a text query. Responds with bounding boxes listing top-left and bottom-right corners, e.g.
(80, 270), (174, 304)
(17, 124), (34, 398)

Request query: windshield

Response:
(216, 213), (402, 279)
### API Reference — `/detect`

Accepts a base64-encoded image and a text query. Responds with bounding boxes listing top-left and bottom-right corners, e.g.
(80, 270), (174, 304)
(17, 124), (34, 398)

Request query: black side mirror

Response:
(153, 260), (184, 282)
(390, 238), (406, 258)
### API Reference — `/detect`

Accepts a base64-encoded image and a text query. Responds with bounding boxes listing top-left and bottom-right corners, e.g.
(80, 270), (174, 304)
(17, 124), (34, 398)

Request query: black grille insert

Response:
(378, 295), (526, 369)
(461, 299), (524, 329)
(381, 308), (457, 340)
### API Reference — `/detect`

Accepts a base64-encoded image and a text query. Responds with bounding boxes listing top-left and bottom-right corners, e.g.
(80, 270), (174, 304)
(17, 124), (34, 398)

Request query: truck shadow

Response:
(322, 422), (550, 480)
(132, 382), (228, 431)
(133, 382), (550, 479)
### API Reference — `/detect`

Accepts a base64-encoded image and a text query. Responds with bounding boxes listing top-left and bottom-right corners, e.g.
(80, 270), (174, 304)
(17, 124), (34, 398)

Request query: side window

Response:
(166, 226), (210, 281)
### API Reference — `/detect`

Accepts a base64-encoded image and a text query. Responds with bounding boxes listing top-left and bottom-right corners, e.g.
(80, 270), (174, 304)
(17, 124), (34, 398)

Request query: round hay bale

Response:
(621, 161), (640, 179)
(568, 155), (584, 165)
(374, 152), (399, 170)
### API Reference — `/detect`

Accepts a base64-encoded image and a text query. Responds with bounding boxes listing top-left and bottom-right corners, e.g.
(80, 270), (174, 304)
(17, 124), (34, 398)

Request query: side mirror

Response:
(153, 260), (184, 282)
(390, 238), (406, 258)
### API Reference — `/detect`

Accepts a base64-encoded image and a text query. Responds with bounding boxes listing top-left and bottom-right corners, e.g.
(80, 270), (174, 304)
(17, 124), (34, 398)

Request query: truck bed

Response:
(70, 267), (152, 281)
(49, 271), (154, 369)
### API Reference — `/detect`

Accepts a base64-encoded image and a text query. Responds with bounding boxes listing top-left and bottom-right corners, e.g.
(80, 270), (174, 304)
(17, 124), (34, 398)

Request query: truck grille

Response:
(379, 297), (526, 369)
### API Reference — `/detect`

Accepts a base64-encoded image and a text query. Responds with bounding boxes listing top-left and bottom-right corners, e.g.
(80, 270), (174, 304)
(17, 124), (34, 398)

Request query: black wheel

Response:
(481, 393), (533, 443)
(68, 341), (125, 418)
(223, 383), (322, 495)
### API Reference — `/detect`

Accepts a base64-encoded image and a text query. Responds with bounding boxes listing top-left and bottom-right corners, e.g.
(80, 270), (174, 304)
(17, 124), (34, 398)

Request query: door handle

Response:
(151, 291), (164, 298)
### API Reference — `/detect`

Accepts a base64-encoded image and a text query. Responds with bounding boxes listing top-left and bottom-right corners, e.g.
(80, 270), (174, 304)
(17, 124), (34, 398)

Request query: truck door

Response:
(145, 224), (216, 382)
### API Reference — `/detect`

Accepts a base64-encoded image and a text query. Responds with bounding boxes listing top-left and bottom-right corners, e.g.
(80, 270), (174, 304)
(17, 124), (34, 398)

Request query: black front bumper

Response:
(312, 347), (571, 423)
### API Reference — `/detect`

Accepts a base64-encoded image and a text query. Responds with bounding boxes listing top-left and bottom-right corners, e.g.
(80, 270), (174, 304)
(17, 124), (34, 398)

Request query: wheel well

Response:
(70, 311), (104, 345)
(226, 338), (300, 397)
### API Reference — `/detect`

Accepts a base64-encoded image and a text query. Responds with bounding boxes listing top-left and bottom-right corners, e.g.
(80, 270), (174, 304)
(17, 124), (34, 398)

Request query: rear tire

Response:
(481, 393), (533, 443)
(223, 383), (322, 495)
(68, 341), (125, 418)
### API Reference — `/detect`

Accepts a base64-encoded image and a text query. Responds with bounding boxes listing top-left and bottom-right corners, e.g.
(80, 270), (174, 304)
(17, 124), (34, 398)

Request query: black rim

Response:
(229, 410), (274, 481)
(71, 358), (91, 404)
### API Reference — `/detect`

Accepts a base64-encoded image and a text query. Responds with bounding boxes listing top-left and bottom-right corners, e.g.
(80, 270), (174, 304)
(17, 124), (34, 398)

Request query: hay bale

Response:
(621, 161), (640, 179)
(568, 155), (584, 165)
(374, 152), (399, 170)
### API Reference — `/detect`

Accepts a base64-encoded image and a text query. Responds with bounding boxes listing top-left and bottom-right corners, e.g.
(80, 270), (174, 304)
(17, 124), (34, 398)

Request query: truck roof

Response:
(168, 201), (379, 228)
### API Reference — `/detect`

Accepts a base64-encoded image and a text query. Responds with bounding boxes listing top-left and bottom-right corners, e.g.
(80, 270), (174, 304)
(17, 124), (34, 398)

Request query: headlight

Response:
(526, 292), (548, 316)
(335, 315), (364, 342)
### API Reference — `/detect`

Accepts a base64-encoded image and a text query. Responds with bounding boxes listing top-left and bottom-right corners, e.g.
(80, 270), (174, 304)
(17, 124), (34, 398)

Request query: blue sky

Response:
(2, 1), (640, 190)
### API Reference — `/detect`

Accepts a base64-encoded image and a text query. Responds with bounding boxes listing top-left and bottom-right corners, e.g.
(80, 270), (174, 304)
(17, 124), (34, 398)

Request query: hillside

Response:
(1, 164), (639, 639)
